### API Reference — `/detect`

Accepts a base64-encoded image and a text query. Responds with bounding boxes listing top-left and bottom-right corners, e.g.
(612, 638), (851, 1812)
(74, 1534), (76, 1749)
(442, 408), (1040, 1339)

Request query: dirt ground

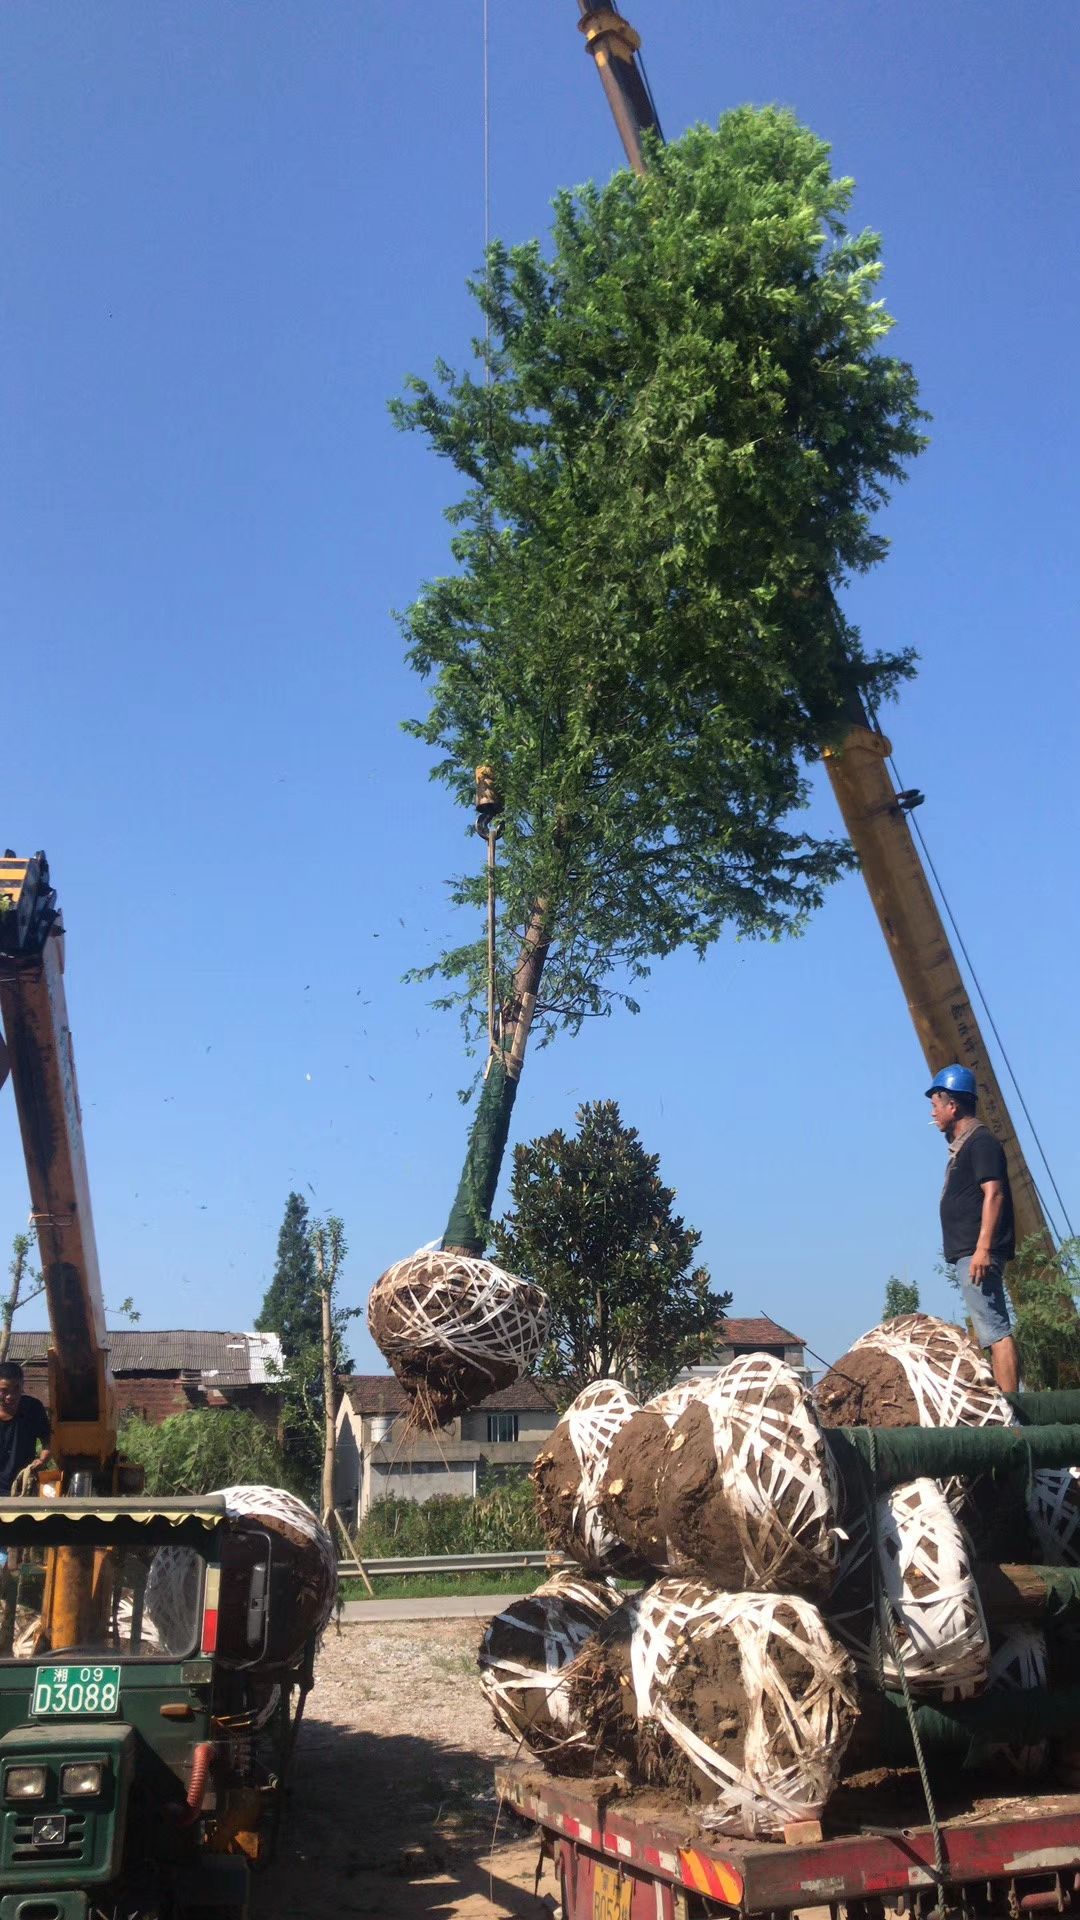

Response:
(251, 1619), (557, 1920)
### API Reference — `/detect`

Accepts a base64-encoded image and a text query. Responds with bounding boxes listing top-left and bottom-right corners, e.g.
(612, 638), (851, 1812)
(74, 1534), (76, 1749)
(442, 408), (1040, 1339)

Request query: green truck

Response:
(0, 1492), (315, 1920)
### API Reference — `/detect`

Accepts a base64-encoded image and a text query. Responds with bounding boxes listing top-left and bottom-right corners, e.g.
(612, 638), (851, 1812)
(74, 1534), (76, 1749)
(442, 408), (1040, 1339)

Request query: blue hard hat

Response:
(925, 1064), (978, 1100)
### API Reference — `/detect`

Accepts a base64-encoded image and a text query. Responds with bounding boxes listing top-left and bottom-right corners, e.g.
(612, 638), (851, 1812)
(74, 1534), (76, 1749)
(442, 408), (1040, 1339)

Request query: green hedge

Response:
(119, 1409), (292, 1497)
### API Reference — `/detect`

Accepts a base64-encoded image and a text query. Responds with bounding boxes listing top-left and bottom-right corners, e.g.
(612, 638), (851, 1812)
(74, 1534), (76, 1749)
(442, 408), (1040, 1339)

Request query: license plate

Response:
(31, 1665), (121, 1717)
(593, 1860), (633, 1920)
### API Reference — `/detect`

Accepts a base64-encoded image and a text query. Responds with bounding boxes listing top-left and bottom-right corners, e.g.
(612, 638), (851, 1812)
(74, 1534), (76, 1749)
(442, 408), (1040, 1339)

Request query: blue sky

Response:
(2, 2), (1077, 1376)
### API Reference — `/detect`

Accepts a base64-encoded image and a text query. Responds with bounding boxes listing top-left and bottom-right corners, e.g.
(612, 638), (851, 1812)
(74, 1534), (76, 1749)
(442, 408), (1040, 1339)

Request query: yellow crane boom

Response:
(574, 4), (1053, 1254)
(0, 851), (116, 1469)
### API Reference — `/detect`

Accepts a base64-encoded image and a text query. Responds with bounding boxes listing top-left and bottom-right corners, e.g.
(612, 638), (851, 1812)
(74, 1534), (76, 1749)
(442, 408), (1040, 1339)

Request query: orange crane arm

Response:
(575, 5), (1052, 1254)
(0, 852), (116, 1466)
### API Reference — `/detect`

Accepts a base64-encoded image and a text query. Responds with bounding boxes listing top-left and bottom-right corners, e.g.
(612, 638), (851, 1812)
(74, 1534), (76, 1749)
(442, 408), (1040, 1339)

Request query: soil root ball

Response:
(477, 1571), (621, 1770)
(981, 1627), (1049, 1778)
(214, 1485), (336, 1666)
(659, 1356), (841, 1597)
(629, 1585), (857, 1838)
(531, 1380), (642, 1571)
(366, 1248), (548, 1429)
(826, 1478), (988, 1698)
(815, 1313), (1013, 1437)
(598, 1381), (709, 1570)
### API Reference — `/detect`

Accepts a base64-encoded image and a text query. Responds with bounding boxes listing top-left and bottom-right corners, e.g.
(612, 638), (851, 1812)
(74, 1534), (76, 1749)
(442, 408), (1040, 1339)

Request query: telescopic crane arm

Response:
(0, 852), (116, 1470)
(576, 7), (1053, 1255)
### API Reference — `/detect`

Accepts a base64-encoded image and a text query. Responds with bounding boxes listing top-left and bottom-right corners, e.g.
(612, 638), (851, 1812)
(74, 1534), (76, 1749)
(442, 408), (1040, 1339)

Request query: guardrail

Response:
(336, 1547), (552, 1588)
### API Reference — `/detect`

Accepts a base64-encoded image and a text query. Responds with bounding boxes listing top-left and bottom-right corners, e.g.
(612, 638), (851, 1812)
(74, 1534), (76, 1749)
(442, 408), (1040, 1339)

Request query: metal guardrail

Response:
(337, 1548), (550, 1581)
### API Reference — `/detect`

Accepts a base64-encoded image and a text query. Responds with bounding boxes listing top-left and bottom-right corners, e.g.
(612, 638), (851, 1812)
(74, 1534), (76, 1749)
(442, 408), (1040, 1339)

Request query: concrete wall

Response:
(458, 1408), (558, 1444)
(366, 1458), (477, 1506)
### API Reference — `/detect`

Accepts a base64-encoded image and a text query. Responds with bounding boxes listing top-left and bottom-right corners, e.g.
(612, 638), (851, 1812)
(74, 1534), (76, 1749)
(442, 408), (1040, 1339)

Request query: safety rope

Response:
(866, 1429), (948, 1895)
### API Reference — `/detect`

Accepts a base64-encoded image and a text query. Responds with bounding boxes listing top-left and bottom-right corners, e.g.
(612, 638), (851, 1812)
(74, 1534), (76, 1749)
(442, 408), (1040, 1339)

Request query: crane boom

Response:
(575, 5), (1053, 1255)
(0, 852), (115, 1466)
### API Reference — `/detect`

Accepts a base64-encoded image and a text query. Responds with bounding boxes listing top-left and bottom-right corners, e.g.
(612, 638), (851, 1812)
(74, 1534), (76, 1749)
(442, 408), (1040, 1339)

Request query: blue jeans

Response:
(956, 1253), (1012, 1347)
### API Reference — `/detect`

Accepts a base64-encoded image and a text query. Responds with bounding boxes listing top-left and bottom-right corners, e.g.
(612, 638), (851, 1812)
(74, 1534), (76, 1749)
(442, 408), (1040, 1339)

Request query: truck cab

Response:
(0, 1495), (284, 1920)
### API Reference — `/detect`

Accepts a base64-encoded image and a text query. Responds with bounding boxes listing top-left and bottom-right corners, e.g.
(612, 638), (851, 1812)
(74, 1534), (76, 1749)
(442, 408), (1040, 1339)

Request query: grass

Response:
(338, 1568), (548, 1603)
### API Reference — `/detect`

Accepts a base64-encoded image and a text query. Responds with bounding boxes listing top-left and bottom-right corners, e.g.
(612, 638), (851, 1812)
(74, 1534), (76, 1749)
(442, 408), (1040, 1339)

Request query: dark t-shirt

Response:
(0, 1396), (51, 1496)
(940, 1124), (1015, 1265)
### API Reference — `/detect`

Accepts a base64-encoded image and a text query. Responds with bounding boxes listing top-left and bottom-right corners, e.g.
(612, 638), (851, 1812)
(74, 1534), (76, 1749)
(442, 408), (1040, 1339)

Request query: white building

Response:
(334, 1374), (559, 1519)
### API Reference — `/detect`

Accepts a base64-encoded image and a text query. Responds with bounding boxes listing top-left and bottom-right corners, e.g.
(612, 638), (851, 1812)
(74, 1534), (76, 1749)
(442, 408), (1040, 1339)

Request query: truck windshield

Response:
(0, 1541), (205, 1661)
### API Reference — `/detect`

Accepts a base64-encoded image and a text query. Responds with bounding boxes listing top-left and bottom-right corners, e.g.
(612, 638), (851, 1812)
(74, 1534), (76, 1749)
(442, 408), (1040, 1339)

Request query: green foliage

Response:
(256, 1193), (320, 1353)
(883, 1276), (920, 1319)
(394, 107), (926, 1047)
(257, 1196), (355, 1496)
(1008, 1236), (1080, 1391)
(492, 1099), (729, 1400)
(353, 1471), (540, 1559)
(119, 1409), (290, 1497)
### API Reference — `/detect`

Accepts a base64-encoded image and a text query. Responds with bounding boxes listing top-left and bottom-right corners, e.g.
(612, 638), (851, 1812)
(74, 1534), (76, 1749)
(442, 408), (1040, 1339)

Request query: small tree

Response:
(1007, 1235), (1080, 1391)
(1, 1234), (45, 1364)
(310, 1215), (349, 1521)
(883, 1276), (920, 1320)
(257, 1193), (323, 1489)
(492, 1100), (729, 1401)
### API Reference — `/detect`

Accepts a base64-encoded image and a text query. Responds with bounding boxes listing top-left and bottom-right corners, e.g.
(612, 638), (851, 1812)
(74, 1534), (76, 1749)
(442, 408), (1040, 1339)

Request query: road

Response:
(340, 1591), (527, 1622)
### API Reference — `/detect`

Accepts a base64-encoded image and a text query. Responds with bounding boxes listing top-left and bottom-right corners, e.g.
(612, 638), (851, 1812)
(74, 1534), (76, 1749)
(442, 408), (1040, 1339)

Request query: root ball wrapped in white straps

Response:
(658, 1355), (842, 1596)
(598, 1378), (710, 1571)
(478, 1571), (622, 1768)
(827, 1478), (988, 1697)
(532, 1380), (642, 1571)
(622, 1581), (857, 1839)
(367, 1247), (548, 1429)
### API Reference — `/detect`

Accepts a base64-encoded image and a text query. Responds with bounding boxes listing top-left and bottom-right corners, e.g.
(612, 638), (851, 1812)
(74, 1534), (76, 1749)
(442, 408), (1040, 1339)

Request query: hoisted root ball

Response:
(367, 1247), (548, 1429)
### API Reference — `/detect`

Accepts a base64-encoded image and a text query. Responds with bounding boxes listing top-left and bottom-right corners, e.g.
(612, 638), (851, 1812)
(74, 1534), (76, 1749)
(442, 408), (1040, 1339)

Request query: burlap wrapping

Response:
(662, 1357), (841, 1595)
(477, 1571), (621, 1766)
(626, 1582), (856, 1839)
(367, 1248), (548, 1426)
(829, 1479), (987, 1697)
(983, 1627), (1049, 1777)
(532, 1380), (642, 1570)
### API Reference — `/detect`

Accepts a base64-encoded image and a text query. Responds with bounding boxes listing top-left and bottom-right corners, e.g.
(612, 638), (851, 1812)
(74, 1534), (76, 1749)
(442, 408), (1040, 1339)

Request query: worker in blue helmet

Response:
(926, 1067), (1019, 1391)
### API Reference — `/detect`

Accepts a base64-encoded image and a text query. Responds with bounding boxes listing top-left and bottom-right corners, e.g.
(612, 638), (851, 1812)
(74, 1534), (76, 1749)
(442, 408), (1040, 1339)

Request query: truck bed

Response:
(497, 1760), (1080, 1913)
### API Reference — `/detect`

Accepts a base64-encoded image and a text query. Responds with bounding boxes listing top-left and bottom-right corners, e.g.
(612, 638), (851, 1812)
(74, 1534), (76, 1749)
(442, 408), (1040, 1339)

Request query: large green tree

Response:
(395, 108), (926, 1253)
(492, 1100), (729, 1401)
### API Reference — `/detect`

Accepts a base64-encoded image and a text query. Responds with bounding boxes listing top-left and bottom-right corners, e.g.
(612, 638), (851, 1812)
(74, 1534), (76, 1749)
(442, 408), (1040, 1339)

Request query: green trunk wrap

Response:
(830, 1422), (1080, 1492)
(442, 1055), (520, 1255)
(1008, 1390), (1080, 1426)
(869, 1683), (1080, 1766)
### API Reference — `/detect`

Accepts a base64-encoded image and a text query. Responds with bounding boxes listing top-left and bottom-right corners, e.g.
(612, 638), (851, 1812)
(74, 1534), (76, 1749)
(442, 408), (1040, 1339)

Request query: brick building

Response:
(334, 1374), (559, 1519)
(5, 1330), (286, 1433)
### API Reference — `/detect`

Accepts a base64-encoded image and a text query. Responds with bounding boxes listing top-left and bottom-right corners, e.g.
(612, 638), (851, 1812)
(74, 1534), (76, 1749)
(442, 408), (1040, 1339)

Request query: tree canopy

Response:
(396, 108), (927, 1060)
(492, 1099), (729, 1400)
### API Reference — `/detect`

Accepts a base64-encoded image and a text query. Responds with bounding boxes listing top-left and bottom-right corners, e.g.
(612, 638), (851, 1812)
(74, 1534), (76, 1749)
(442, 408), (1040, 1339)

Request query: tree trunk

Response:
(443, 897), (552, 1256)
(0, 1242), (28, 1365)
(317, 1263), (337, 1523)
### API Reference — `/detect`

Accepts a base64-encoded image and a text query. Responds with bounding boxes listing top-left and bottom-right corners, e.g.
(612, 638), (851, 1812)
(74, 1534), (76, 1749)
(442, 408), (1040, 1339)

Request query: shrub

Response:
(120, 1409), (291, 1497)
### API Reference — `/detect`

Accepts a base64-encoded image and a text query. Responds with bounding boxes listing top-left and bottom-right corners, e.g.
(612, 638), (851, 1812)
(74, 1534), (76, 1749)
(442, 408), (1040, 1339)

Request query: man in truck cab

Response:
(927, 1064), (1020, 1394)
(0, 1361), (51, 1495)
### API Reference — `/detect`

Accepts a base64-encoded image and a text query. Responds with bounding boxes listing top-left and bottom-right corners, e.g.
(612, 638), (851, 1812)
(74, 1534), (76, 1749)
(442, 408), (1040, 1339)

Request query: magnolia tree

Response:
(394, 107), (926, 1255)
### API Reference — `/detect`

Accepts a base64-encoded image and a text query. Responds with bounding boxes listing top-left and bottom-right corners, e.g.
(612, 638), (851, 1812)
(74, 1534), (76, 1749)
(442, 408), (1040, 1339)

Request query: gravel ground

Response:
(252, 1618), (554, 1919)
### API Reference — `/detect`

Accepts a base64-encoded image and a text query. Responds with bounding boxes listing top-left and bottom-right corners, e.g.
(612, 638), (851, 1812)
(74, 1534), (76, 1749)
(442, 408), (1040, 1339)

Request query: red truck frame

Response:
(498, 1762), (1080, 1919)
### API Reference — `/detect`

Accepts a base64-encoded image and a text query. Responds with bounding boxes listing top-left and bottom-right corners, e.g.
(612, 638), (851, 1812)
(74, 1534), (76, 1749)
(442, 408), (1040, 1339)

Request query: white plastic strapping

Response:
(627, 1584), (856, 1840)
(215, 1484), (338, 1634)
(562, 1380), (641, 1565)
(706, 1355), (842, 1591)
(1028, 1467), (1080, 1567)
(367, 1249), (547, 1379)
(984, 1627), (1049, 1777)
(647, 1379), (709, 1427)
(478, 1571), (621, 1754)
(849, 1315), (1015, 1432)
